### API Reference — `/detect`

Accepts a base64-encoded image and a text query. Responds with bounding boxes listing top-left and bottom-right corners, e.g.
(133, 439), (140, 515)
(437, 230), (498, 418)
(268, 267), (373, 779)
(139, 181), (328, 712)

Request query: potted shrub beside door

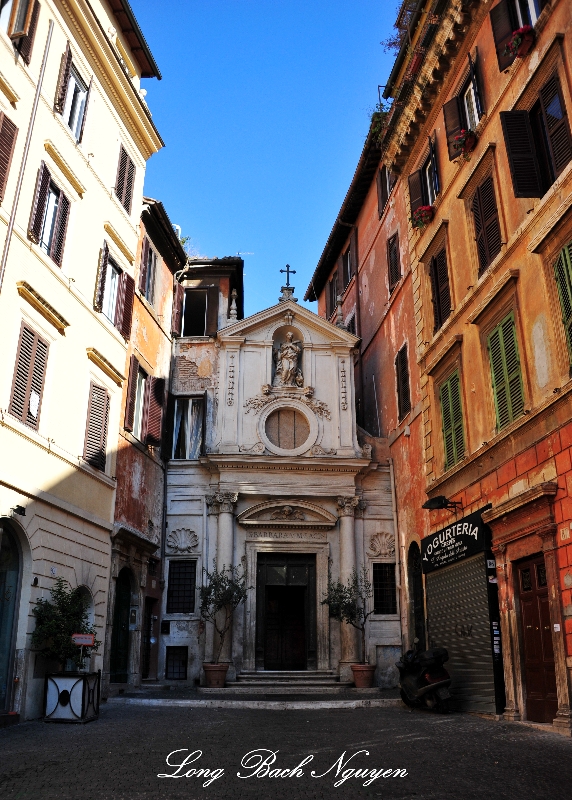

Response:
(322, 566), (377, 688)
(199, 564), (248, 688)
(31, 578), (101, 722)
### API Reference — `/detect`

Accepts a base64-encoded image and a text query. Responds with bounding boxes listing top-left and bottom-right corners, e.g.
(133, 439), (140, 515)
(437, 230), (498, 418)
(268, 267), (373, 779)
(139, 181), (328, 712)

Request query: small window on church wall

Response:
(172, 397), (204, 459)
(373, 563), (397, 614)
(182, 289), (207, 336)
(265, 408), (310, 450)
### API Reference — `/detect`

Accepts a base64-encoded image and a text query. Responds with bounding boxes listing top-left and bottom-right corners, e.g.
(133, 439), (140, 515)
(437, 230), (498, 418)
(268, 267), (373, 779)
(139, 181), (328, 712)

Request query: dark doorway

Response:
(110, 569), (131, 683)
(516, 555), (558, 723)
(256, 553), (316, 670)
(264, 586), (306, 670)
(183, 289), (207, 336)
(0, 524), (21, 713)
(408, 542), (426, 648)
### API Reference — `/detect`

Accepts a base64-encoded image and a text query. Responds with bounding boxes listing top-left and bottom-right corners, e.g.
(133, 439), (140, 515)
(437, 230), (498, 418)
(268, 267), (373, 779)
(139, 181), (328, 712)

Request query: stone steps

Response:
(236, 670), (342, 686)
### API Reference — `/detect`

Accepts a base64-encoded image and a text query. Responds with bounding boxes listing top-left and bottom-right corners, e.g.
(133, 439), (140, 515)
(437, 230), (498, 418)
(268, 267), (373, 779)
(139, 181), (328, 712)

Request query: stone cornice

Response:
(482, 482), (558, 525)
(201, 454), (368, 474)
(58, 0), (163, 159)
(44, 140), (86, 196)
(16, 282), (70, 334)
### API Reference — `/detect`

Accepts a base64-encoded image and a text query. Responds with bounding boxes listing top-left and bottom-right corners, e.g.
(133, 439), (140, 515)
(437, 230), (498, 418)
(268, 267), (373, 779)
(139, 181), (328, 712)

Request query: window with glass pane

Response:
(514, 0), (543, 26)
(166, 560), (196, 614)
(102, 260), (121, 323)
(463, 83), (479, 131)
(424, 160), (436, 205)
(373, 563), (397, 614)
(143, 247), (156, 304)
(172, 397), (204, 459)
(40, 184), (60, 254)
(133, 369), (147, 441)
(62, 67), (87, 140)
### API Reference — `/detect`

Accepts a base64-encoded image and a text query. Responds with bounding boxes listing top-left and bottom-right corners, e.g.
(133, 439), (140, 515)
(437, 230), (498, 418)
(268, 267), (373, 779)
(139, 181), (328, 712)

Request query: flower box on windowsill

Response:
(411, 205), (434, 230)
(454, 129), (478, 161)
(504, 26), (535, 59)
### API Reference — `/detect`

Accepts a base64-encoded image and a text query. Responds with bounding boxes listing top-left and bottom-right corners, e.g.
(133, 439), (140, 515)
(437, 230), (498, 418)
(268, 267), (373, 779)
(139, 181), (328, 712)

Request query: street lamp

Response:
(421, 495), (463, 512)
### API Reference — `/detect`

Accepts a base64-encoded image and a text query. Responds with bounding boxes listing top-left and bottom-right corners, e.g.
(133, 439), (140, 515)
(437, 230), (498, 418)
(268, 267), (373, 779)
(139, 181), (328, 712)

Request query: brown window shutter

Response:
(490, 0), (517, 72)
(16, 0), (40, 64)
(387, 233), (401, 292)
(115, 145), (128, 206)
(171, 281), (184, 336)
(120, 273), (135, 339)
(54, 42), (72, 113)
(395, 344), (411, 421)
(114, 268), (126, 329)
(443, 96), (463, 160)
(500, 111), (543, 198)
(205, 285), (219, 336)
(408, 169), (424, 215)
(377, 167), (388, 217)
(473, 176), (502, 273)
(9, 322), (49, 430)
(145, 377), (165, 446)
(139, 237), (149, 293)
(161, 392), (176, 460)
(336, 254), (344, 293)
(28, 161), (51, 243)
(539, 74), (572, 177)
(49, 191), (70, 265)
(350, 228), (358, 279)
(140, 373), (151, 441)
(430, 248), (451, 330)
(325, 280), (332, 318)
(123, 155), (135, 214)
(78, 77), (92, 144)
(124, 355), (139, 431)
(83, 382), (110, 471)
(0, 112), (18, 202)
(94, 240), (109, 311)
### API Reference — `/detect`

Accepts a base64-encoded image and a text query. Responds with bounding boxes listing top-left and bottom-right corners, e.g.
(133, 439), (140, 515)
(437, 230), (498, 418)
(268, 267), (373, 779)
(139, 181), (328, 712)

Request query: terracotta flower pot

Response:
(351, 664), (376, 688)
(516, 32), (535, 58)
(462, 133), (477, 154)
(203, 663), (229, 688)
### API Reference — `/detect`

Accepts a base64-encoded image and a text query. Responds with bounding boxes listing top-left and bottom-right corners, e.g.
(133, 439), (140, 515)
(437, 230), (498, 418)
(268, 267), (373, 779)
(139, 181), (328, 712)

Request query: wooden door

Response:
(517, 556), (558, 723)
(264, 586), (306, 670)
(110, 569), (131, 683)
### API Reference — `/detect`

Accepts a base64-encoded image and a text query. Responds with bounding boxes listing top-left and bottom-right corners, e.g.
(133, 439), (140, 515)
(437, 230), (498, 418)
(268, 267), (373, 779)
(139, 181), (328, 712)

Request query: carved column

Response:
(215, 492), (238, 664)
(204, 495), (221, 664)
(338, 496), (359, 678)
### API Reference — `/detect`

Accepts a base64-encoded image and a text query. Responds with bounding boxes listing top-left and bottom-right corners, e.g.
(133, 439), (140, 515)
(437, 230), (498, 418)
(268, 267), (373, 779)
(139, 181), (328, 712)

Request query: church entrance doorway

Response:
(256, 553), (316, 670)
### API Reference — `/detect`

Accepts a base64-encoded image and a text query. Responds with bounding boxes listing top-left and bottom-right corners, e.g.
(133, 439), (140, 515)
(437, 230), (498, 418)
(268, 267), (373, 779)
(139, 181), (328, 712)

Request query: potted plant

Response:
(199, 563), (248, 688)
(504, 25), (535, 59)
(31, 578), (101, 723)
(410, 205), (434, 230)
(454, 129), (478, 161)
(322, 566), (377, 688)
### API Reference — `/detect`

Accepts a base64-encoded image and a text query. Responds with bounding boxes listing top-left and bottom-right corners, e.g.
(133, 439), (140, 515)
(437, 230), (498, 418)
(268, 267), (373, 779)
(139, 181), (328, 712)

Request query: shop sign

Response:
(421, 505), (492, 574)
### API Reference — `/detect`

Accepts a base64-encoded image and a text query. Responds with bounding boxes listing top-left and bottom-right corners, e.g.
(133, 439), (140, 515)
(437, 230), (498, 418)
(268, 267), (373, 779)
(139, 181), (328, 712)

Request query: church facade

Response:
(160, 278), (402, 686)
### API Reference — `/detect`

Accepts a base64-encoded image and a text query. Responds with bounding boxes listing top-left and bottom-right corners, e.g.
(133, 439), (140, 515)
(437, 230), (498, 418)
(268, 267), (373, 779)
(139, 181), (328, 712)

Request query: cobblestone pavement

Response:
(1, 702), (571, 800)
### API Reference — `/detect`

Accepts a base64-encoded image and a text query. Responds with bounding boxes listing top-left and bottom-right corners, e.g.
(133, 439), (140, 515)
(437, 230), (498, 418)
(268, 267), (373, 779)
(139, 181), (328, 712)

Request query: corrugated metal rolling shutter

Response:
(426, 553), (495, 713)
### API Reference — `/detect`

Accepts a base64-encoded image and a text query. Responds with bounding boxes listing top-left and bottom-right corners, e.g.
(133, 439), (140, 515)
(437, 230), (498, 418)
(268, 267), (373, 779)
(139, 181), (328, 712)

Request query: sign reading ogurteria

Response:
(421, 505), (492, 574)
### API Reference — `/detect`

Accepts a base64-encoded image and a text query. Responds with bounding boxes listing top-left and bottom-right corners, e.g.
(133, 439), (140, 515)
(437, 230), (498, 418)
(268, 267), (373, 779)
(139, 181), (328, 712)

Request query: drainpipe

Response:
(0, 20), (54, 295)
(388, 457), (407, 653)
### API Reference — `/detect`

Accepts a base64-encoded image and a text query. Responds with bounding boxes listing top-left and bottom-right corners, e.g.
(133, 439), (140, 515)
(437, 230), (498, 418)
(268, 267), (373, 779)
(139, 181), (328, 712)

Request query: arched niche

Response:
(272, 326), (305, 388)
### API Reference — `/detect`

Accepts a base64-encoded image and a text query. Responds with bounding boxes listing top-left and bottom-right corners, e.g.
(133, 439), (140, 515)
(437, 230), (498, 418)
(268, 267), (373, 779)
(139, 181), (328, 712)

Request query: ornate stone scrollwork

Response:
(166, 528), (199, 553)
(218, 492), (239, 514)
(310, 444), (336, 456)
(239, 442), (266, 454)
(367, 531), (396, 559)
(337, 496), (360, 517)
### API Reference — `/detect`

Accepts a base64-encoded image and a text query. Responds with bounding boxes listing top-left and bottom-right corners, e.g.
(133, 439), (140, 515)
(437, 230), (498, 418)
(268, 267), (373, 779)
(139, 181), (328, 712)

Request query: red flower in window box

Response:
(411, 205), (434, 229)
(454, 128), (478, 161)
(504, 26), (535, 59)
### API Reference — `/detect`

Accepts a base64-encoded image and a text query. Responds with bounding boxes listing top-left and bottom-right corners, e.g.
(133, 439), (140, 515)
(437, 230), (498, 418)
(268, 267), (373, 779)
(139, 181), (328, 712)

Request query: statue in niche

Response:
(273, 332), (303, 387)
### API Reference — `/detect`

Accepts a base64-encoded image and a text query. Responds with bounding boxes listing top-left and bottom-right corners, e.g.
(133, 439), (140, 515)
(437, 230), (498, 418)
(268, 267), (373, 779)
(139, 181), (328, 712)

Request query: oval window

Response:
(265, 408), (310, 450)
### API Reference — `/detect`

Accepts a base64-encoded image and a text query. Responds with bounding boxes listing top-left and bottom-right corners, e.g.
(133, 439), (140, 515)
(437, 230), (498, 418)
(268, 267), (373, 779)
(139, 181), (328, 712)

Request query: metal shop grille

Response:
(166, 560), (196, 614)
(373, 563), (397, 614)
(165, 647), (188, 680)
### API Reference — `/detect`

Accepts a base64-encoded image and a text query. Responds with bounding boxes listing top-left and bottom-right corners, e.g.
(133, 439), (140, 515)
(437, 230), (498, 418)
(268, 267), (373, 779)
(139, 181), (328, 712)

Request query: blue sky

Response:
(132, 0), (397, 316)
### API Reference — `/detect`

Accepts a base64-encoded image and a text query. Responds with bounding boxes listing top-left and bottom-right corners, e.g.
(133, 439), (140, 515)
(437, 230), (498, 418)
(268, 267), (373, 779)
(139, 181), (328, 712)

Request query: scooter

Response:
(396, 638), (452, 712)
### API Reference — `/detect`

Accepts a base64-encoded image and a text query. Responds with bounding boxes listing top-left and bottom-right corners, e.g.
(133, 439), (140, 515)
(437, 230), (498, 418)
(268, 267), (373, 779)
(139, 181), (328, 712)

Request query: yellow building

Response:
(0, 0), (162, 721)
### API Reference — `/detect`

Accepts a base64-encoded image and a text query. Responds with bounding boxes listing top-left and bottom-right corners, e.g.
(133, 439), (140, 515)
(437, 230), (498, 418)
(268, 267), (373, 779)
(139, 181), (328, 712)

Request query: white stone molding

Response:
(340, 359), (348, 410)
(166, 528), (199, 553)
(227, 353), (236, 406)
(237, 499), (337, 530)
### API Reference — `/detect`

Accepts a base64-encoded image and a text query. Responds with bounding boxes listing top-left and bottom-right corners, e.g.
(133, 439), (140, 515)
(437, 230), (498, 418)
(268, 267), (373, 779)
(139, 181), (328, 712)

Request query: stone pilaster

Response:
(337, 496), (359, 680)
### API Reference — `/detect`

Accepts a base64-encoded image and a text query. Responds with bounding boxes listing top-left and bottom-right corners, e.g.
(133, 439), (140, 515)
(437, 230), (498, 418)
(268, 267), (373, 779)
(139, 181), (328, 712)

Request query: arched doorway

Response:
(110, 569), (132, 683)
(0, 524), (21, 711)
(407, 542), (426, 648)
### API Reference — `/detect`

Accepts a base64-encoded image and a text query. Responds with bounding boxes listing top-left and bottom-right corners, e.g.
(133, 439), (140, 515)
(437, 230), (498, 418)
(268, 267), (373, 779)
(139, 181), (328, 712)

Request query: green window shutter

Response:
(487, 313), (524, 431)
(554, 245), (572, 359)
(440, 370), (465, 470)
